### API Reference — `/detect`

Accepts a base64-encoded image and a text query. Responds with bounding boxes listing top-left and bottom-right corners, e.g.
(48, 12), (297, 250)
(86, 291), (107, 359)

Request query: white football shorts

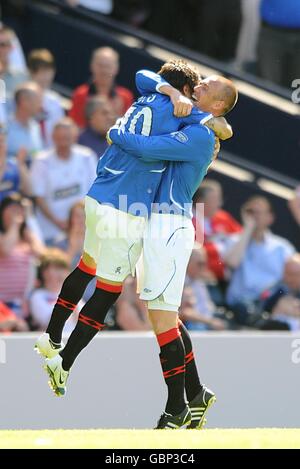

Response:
(140, 213), (195, 312)
(83, 196), (145, 282)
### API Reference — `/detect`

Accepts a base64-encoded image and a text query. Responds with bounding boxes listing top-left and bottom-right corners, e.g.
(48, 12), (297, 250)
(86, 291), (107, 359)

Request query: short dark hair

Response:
(158, 60), (200, 94)
(14, 82), (40, 105)
(27, 49), (56, 73)
(0, 193), (26, 236)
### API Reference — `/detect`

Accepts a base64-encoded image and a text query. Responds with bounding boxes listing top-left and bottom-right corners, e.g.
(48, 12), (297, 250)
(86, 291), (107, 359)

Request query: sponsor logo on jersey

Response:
(172, 131), (188, 143)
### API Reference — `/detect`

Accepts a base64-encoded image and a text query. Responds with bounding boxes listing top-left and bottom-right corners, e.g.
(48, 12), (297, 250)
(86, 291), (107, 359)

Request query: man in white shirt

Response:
(31, 118), (97, 244)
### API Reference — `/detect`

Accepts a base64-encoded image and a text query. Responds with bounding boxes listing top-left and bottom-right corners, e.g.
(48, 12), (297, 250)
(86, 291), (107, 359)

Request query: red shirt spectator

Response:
(193, 180), (242, 280)
(69, 47), (134, 128)
(0, 301), (28, 332)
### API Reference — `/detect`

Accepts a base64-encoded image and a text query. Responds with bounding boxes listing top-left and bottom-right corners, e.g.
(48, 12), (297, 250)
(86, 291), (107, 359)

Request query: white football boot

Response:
(44, 354), (69, 397)
(34, 333), (64, 359)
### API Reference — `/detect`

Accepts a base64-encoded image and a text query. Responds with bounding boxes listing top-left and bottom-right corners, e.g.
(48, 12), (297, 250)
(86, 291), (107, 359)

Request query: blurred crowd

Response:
(1, 21), (300, 335)
(58, 0), (300, 89)
(2, 1), (299, 88)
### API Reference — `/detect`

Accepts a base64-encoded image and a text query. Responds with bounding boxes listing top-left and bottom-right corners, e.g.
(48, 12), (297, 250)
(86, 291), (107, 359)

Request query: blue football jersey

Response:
(109, 124), (215, 218)
(87, 70), (211, 216)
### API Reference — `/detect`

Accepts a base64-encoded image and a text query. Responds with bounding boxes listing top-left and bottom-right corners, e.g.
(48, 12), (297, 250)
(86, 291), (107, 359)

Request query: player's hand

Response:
(107, 120), (123, 145)
(170, 90), (193, 117)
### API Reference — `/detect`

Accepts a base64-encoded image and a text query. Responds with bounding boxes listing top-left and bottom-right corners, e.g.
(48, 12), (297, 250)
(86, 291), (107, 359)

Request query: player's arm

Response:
(136, 69), (192, 117)
(183, 113), (233, 141)
(108, 125), (214, 163)
(135, 69), (169, 95)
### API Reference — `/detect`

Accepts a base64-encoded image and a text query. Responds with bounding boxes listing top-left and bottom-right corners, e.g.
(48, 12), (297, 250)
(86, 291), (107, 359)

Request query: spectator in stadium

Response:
(0, 193), (45, 317)
(69, 47), (133, 128)
(260, 254), (300, 331)
(6, 82), (44, 162)
(195, 0), (242, 61)
(0, 24), (27, 107)
(78, 97), (113, 156)
(30, 118), (97, 245)
(222, 195), (295, 327)
(0, 22), (26, 74)
(257, 0), (300, 88)
(288, 186), (300, 227)
(0, 126), (32, 201)
(115, 276), (152, 331)
(235, 0), (260, 72)
(29, 248), (79, 332)
(0, 301), (28, 332)
(28, 49), (65, 148)
(180, 245), (227, 331)
(193, 179), (242, 282)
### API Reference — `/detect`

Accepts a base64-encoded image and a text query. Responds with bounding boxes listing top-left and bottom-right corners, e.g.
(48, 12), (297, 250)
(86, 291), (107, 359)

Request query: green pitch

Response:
(1, 429), (300, 449)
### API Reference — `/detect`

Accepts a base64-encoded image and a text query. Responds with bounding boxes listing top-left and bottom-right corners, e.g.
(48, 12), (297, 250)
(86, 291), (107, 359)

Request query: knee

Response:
(149, 310), (178, 335)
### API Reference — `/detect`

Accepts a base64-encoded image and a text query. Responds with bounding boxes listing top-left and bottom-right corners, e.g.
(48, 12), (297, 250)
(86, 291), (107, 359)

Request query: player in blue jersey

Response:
(107, 72), (237, 429)
(107, 128), (226, 430)
(35, 62), (235, 410)
(108, 124), (218, 429)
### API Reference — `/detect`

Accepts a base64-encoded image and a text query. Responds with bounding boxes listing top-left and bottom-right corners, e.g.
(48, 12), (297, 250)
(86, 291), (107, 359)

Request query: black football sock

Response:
(178, 320), (203, 402)
(157, 326), (186, 416)
(46, 260), (96, 343)
(60, 281), (122, 371)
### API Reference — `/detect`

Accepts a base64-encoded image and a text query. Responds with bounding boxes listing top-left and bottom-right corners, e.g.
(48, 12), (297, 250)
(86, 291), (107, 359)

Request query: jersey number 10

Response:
(118, 105), (153, 136)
